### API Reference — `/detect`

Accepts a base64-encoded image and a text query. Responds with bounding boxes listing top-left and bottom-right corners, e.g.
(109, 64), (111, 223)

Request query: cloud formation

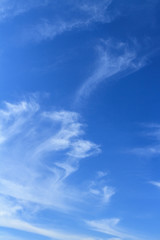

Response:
(130, 124), (160, 193)
(131, 124), (160, 156)
(0, 0), (48, 21)
(24, 0), (115, 42)
(150, 181), (160, 188)
(0, 98), (100, 210)
(0, 216), (102, 240)
(89, 173), (115, 204)
(0, 97), (113, 239)
(86, 218), (140, 240)
(76, 39), (146, 102)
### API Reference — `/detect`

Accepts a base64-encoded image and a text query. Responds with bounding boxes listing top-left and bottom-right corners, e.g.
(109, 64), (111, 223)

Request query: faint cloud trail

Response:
(23, 0), (116, 42)
(86, 218), (142, 240)
(0, 0), (49, 21)
(75, 40), (146, 104)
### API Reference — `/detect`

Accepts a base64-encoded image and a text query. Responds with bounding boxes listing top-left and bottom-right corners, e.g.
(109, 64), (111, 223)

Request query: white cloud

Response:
(150, 181), (160, 188)
(0, 233), (25, 240)
(0, 97), (102, 236)
(79, 0), (114, 23)
(89, 174), (115, 204)
(0, 0), (48, 21)
(131, 145), (160, 156)
(97, 171), (108, 178)
(102, 186), (115, 203)
(0, 100), (39, 144)
(86, 218), (140, 240)
(0, 0), (115, 28)
(27, 19), (80, 42)
(0, 196), (22, 218)
(0, 216), (102, 240)
(108, 238), (122, 240)
(89, 185), (115, 204)
(24, 0), (115, 42)
(131, 124), (160, 157)
(68, 140), (101, 158)
(76, 40), (146, 102)
(0, 195), (102, 240)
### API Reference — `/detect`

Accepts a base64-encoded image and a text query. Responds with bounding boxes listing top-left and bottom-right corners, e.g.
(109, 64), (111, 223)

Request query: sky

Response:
(0, 0), (160, 240)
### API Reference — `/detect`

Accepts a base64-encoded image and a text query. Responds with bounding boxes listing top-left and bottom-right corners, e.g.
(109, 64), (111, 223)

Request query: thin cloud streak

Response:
(131, 124), (160, 157)
(76, 40), (146, 103)
(0, 217), (102, 240)
(86, 218), (141, 240)
(24, 0), (115, 42)
(0, 0), (49, 21)
(129, 124), (160, 194)
(150, 181), (160, 188)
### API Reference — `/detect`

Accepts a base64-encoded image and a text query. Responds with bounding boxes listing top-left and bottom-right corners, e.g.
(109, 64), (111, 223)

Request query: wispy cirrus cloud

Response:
(0, 215), (102, 240)
(89, 186), (115, 204)
(131, 124), (160, 156)
(0, 97), (110, 239)
(150, 181), (160, 188)
(76, 40), (146, 103)
(0, 98), (100, 211)
(130, 124), (160, 193)
(108, 238), (122, 240)
(78, 0), (114, 23)
(0, 233), (26, 240)
(0, 0), (117, 43)
(88, 172), (115, 204)
(0, 192), (103, 240)
(86, 218), (141, 240)
(0, 0), (49, 21)
(24, 0), (115, 42)
(131, 145), (160, 156)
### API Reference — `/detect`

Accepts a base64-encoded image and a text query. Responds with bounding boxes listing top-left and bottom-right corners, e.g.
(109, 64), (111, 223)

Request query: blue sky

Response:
(0, 0), (160, 240)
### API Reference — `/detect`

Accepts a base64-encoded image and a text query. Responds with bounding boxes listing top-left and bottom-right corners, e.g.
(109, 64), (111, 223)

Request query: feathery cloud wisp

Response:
(86, 218), (140, 240)
(0, 216), (102, 240)
(150, 181), (160, 188)
(131, 124), (160, 156)
(0, 97), (106, 238)
(89, 174), (115, 204)
(0, 99), (100, 211)
(76, 40), (146, 102)
(0, 0), (48, 21)
(24, 0), (115, 42)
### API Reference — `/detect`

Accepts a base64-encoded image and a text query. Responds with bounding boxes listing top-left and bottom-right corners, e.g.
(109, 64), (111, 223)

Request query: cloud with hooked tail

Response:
(76, 39), (146, 103)
(0, 98), (101, 210)
(0, 97), (114, 239)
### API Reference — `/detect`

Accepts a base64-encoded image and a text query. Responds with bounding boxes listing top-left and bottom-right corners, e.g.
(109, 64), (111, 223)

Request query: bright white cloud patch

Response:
(0, 98), (108, 239)
(0, 99), (100, 209)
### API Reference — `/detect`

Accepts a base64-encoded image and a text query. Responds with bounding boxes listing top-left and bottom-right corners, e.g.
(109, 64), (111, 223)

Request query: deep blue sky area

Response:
(0, 1), (160, 240)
